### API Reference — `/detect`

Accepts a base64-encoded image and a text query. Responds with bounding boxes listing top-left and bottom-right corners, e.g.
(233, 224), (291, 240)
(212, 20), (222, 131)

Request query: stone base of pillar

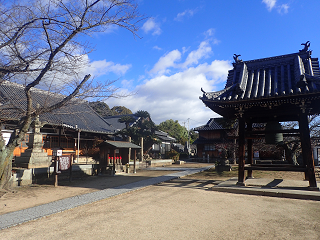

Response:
(14, 148), (51, 169)
(236, 181), (246, 186)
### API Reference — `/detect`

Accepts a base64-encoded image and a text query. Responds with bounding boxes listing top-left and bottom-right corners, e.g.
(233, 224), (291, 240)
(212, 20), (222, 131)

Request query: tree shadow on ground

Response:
(156, 178), (223, 191)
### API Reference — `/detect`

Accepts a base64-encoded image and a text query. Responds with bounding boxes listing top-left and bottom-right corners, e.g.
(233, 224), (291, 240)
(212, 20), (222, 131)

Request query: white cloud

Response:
(86, 60), (131, 76)
(262, 0), (289, 14)
(107, 60), (232, 128)
(205, 28), (215, 37)
(142, 18), (162, 35)
(278, 4), (289, 14)
(149, 50), (181, 75)
(262, 0), (276, 11)
(106, 30), (231, 128)
(121, 79), (135, 90)
(153, 45), (162, 51)
(150, 39), (213, 75)
(174, 9), (196, 21)
(181, 41), (212, 68)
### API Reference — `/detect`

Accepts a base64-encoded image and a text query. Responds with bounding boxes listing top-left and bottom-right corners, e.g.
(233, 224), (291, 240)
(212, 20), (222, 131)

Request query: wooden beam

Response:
(246, 129), (300, 134)
(244, 166), (307, 172)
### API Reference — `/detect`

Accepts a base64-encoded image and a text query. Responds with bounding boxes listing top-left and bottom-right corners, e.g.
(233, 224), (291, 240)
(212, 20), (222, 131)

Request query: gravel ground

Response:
(0, 177), (319, 240)
(1, 163), (319, 239)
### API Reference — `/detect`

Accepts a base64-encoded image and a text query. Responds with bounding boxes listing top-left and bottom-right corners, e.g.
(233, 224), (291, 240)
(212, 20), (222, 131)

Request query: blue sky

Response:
(83, 0), (320, 128)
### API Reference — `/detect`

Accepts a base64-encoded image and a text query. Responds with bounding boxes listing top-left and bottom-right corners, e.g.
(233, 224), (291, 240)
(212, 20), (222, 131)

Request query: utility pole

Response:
(187, 118), (190, 156)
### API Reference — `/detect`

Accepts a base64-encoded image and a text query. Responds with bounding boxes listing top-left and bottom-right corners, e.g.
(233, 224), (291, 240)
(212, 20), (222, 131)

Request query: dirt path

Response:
(1, 177), (319, 240)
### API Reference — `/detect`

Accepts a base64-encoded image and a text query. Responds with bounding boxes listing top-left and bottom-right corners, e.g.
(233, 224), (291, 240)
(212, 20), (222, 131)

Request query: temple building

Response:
(200, 42), (319, 189)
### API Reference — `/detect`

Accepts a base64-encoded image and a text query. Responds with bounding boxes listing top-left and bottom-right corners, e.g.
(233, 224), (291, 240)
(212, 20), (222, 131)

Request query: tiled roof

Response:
(201, 47), (320, 103)
(155, 130), (176, 142)
(0, 81), (116, 134)
(102, 140), (141, 149)
(103, 114), (139, 131)
(193, 118), (225, 131)
(193, 118), (264, 131)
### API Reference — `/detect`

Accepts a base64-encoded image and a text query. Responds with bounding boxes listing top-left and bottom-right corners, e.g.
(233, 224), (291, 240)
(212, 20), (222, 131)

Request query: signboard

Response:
(2, 132), (11, 145)
(53, 154), (72, 187)
(59, 155), (71, 171)
(53, 149), (63, 156)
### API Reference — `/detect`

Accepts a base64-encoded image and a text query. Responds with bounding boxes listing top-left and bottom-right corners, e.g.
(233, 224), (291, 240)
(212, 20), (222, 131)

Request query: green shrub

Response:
(166, 150), (180, 161)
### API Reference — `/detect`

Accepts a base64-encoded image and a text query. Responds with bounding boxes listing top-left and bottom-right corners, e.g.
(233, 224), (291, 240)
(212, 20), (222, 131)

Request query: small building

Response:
(104, 114), (177, 157)
(99, 140), (141, 173)
(193, 118), (234, 161)
(151, 130), (176, 156)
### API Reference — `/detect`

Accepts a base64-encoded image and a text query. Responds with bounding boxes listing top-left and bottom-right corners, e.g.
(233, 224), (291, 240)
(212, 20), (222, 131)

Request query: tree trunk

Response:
(0, 117), (32, 188)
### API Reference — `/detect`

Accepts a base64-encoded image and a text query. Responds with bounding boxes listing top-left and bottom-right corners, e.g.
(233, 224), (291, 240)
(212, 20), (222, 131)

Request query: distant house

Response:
(194, 118), (283, 162)
(172, 142), (185, 153)
(193, 118), (234, 160)
(104, 115), (177, 156)
(151, 130), (176, 155)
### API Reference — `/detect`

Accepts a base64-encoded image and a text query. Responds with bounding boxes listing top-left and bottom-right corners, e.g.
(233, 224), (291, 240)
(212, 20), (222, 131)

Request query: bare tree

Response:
(0, 0), (143, 188)
(279, 115), (320, 165)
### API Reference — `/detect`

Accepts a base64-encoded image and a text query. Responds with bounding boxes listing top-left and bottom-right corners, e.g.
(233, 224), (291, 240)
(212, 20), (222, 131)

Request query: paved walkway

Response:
(0, 166), (213, 230)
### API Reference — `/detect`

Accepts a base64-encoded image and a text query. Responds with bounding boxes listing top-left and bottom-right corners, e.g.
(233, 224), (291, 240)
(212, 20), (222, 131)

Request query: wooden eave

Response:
(201, 91), (320, 122)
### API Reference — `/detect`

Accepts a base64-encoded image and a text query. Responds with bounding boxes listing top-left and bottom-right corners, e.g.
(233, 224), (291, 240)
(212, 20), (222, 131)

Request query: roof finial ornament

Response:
(233, 54), (242, 63)
(300, 41), (310, 52)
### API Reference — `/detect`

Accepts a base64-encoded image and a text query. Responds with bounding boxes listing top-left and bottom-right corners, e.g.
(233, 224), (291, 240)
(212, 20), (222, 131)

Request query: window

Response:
(204, 144), (215, 151)
(21, 134), (29, 148)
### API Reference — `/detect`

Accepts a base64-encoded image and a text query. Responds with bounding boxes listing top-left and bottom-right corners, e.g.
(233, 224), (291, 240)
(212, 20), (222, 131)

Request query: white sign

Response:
(2, 132), (11, 145)
(53, 149), (63, 156)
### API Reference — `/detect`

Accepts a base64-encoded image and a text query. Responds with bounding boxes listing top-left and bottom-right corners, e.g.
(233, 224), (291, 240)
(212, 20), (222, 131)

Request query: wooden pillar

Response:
(54, 156), (58, 187)
(299, 111), (318, 189)
(237, 117), (246, 186)
(128, 136), (131, 164)
(134, 149), (136, 173)
(140, 137), (144, 162)
(113, 149), (116, 176)
(247, 121), (253, 179)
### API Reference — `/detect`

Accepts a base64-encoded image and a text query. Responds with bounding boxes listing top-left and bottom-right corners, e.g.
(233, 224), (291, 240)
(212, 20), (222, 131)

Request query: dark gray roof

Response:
(155, 130), (176, 142)
(193, 118), (224, 131)
(103, 114), (139, 131)
(193, 118), (264, 131)
(102, 140), (141, 149)
(0, 81), (116, 134)
(201, 48), (320, 103)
